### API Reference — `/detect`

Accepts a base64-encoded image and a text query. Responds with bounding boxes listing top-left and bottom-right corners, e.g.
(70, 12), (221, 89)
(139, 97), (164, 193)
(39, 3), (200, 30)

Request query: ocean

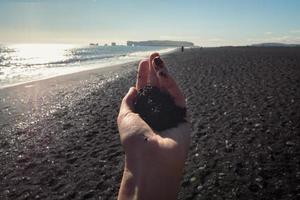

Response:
(0, 44), (175, 88)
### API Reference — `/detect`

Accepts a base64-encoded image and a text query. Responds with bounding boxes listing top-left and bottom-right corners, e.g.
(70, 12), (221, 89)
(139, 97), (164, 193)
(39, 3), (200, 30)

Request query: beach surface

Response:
(0, 47), (299, 200)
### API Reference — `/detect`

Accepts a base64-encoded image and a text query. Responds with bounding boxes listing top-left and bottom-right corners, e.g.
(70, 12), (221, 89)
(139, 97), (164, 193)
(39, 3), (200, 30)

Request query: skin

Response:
(117, 53), (191, 200)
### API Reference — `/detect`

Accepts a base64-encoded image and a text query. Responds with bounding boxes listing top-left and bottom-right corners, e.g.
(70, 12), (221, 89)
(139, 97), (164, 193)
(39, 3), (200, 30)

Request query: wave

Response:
(0, 45), (176, 88)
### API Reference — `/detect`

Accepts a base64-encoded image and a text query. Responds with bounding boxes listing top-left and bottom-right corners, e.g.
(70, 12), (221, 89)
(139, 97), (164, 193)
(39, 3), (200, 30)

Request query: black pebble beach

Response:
(0, 47), (299, 200)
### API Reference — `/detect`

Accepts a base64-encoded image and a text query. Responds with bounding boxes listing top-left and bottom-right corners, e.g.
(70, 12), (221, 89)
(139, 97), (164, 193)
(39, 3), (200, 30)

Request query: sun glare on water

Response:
(9, 43), (76, 65)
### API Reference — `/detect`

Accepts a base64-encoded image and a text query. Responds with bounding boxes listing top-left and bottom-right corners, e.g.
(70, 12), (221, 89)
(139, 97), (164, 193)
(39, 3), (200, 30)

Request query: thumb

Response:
(119, 87), (137, 116)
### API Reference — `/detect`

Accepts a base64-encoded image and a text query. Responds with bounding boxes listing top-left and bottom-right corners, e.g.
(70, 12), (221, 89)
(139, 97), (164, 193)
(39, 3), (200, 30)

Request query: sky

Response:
(0, 0), (300, 46)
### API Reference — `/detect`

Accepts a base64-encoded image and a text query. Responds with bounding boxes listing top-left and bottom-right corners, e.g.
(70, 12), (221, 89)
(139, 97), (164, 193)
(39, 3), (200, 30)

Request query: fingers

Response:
(148, 52), (160, 87)
(119, 87), (137, 115)
(136, 60), (149, 90)
(152, 56), (186, 108)
(135, 52), (186, 108)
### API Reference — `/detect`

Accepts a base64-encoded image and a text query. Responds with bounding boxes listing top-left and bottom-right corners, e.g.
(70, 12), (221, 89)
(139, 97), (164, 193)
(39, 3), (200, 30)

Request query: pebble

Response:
(225, 140), (229, 149)
(190, 177), (196, 182)
(257, 143), (262, 147)
(18, 154), (24, 159)
(286, 141), (295, 146)
(197, 185), (203, 190)
(199, 165), (206, 170)
(267, 146), (273, 151)
(255, 177), (263, 182)
(254, 123), (261, 127)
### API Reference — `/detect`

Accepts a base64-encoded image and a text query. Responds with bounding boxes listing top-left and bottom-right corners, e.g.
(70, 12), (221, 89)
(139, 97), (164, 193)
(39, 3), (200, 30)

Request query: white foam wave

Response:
(0, 47), (176, 89)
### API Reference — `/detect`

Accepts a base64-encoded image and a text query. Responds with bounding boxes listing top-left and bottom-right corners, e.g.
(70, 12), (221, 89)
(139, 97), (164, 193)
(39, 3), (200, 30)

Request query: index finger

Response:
(152, 56), (186, 108)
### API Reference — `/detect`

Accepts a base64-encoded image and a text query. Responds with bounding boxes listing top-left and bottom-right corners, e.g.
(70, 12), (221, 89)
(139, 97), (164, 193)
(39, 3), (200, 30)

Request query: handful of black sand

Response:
(134, 86), (186, 131)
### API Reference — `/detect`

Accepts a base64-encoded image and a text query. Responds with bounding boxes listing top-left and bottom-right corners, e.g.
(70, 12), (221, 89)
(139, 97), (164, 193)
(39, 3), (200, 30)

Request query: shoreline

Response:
(0, 60), (138, 90)
(0, 58), (139, 139)
(0, 47), (177, 90)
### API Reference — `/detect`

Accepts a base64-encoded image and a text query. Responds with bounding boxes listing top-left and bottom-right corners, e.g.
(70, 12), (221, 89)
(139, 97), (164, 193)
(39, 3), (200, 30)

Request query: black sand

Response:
(134, 86), (186, 131)
(0, 47), (300, 200)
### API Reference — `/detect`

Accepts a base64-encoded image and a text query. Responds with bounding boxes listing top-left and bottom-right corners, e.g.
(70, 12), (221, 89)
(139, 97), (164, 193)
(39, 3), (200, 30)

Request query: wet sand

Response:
(0, 47), (299, 199)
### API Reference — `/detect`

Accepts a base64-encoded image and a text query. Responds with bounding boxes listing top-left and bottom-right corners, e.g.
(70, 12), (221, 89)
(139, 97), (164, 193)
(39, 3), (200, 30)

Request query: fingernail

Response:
(154, 57), (163, 67)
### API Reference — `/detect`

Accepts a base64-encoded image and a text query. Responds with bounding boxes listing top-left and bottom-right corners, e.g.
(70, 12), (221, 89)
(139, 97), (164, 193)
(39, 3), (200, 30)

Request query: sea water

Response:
(0, 44), (175, 88)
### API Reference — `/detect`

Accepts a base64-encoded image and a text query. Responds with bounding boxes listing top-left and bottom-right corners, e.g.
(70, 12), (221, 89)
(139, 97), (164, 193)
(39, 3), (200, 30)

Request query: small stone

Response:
(286, 141), (295, 146)
(257, 143), (262, 147)
(254, 123), (261, 127)
(267, 146), (273, 151)
(190, 177), (196, 182)
(199, 165), (206, 170)
(62, 122), (72, 130)
(197, 185), (203, 190)
(255, 177), (263, 182)
(225, 140), (229, 149)
(257, 182), (263, 189)
(18, 154), (24, 159)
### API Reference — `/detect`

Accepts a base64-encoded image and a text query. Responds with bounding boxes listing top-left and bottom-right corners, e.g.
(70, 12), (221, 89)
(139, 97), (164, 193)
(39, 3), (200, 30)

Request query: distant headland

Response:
(127, 40), (194, 47)
(251, 43), (300, 47)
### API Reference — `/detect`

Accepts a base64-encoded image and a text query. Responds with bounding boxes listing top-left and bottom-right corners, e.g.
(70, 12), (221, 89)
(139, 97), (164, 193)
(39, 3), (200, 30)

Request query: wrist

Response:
(118, 156), (184, 200)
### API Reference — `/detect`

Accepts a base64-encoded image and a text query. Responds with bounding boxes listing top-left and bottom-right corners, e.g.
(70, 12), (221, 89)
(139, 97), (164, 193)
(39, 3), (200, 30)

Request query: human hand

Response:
(117, 53), (191, 200)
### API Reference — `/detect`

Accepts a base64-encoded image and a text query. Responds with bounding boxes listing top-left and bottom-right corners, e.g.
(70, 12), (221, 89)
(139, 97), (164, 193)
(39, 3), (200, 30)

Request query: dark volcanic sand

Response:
(134, 86), (186, 131)
(1, 47), (300, 200)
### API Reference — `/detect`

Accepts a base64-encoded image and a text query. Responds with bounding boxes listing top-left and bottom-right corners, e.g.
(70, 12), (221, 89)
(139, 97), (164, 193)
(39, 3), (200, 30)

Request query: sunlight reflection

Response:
(9, 43), (76, 65)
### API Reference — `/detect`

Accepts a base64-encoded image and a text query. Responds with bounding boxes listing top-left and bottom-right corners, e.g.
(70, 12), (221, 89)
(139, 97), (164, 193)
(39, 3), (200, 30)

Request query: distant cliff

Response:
(127, 40), (194, 47)
(251, 43), (300, 47)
